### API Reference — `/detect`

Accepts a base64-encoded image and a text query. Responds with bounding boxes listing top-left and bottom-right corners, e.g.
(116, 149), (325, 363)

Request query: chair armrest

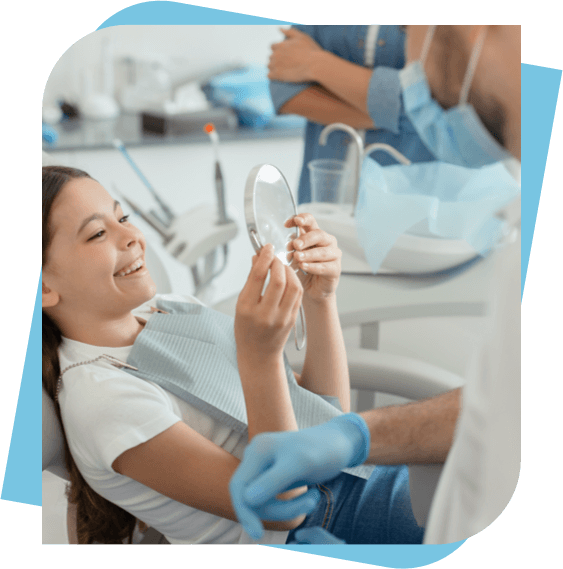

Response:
(287, 348), (465, 400)
(346, 349), (465, 398)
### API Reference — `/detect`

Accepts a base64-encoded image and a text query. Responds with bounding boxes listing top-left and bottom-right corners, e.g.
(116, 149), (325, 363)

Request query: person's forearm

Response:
(280, 85), (375, 129)
(308, 52), (373, 115)
(299, 296), (350, 412)
(361, 388), (461, 464)
(238, 355), (299, 441)
(237, 354), (307, 511)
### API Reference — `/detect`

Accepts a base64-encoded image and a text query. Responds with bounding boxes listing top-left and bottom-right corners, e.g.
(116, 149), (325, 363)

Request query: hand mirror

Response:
(244, 164), (306, 350)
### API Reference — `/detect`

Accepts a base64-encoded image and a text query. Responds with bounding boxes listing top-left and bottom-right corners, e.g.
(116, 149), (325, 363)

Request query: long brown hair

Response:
(42, 166), (137, 544)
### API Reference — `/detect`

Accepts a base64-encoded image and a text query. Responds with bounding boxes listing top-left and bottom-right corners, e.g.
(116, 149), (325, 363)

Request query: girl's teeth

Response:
(117, 260), (143, 277)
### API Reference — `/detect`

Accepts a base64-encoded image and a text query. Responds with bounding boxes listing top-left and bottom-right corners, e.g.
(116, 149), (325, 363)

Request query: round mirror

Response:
(244, 164), (306, 350)
(245, 164), (299, 264)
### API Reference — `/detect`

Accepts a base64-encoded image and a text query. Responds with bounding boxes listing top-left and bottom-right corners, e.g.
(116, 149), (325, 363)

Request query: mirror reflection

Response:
(252, 165), (298, 266)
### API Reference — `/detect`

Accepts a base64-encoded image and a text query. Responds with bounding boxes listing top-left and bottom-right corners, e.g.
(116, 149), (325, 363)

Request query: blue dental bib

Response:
(124, 297), (373, 480)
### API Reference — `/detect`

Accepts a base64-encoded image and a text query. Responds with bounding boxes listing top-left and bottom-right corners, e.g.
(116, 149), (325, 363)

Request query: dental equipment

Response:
(110, 134), (238, 297)
(112, 139), (176, 227)
(162, 128), (238, 295)
(162, 201), (237, 296)
(318, 123), (364, 215)
(363, 143), (412, 165)
(111, 183), (174, 243)
(244, 164), (306, 351)
(204, 123), (230, 225)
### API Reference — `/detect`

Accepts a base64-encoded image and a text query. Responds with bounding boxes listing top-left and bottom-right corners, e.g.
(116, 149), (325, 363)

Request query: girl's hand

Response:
(235, 244), (304, 361)
(268, 28), (324, 83)
(285, 213), (342, 302)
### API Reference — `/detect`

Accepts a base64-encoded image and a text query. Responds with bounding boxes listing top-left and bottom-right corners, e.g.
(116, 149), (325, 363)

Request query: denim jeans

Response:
(286, 465), (424, 544)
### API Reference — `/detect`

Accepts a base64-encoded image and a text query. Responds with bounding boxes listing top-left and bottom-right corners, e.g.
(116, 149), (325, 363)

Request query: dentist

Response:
(230, 25), (521, 545)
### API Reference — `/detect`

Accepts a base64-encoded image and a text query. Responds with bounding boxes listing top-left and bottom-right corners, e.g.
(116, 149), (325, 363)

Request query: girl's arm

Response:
(237, 355), (298, 439)
(285, 214), (350, 412)
(299, 295), (349, 413)
(234, 246), (309, 508)
(112, 421), (308, 532)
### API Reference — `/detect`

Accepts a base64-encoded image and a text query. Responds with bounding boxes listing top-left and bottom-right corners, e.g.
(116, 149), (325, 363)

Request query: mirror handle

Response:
(294, 304), (307, 351)
(249, 229), (263, 252)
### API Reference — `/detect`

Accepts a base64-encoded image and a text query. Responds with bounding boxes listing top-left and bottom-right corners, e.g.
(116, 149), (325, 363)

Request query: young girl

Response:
(42, 165), (423, 545)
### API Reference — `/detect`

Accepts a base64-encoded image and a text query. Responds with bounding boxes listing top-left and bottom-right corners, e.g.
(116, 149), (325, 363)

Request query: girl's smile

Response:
(114, 257), (146, 278)
(42, 176), (157, 346)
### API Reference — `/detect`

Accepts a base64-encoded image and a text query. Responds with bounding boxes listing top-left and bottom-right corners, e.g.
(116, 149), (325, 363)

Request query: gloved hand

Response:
(290, 527), (346, 545)
(229, 413), (370, 540)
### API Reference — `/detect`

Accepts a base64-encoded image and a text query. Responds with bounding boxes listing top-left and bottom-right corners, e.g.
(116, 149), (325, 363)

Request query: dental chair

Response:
(43, 152), (465, 545)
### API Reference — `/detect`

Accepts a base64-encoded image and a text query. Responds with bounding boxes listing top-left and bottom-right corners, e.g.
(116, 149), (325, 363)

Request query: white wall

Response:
(43, 25), (285, 106)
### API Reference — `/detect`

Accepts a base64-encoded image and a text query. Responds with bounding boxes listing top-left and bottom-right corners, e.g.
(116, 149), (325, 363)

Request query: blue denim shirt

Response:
(269, 25), (435, 203)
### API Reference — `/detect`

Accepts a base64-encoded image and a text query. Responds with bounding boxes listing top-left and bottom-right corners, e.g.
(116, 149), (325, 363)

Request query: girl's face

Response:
(43, 177), (157, 319)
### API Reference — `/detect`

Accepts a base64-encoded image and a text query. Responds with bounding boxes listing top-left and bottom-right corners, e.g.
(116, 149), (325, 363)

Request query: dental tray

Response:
(297, 203), (482, 276)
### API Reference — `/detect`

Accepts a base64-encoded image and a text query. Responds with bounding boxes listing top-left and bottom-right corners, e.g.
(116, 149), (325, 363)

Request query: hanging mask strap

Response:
(420, 25), (436, 66)
(459, 27), (488, 105)
(419, 26), (487, 106)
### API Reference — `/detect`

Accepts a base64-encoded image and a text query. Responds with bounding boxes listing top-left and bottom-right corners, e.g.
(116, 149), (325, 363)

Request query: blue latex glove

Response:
(290, 527), (346, 544)
(229, 414), (370, 540)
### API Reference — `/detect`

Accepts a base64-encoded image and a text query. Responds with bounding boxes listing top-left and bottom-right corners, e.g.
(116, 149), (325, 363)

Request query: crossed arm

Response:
(279, 86), (375, 129)
(269, 28), (377, 128)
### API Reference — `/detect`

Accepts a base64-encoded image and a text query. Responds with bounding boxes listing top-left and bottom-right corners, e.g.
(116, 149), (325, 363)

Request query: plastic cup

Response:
(308, 159), (352, 204)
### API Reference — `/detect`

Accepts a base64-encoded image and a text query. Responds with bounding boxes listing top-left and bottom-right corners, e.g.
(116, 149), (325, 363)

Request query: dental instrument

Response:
(203, 123), (230, 225)
(244, 164), (306, 351)
(112, 138), (176, 226)
(111, 183), (174, 243)
(171, 122), (235, 295)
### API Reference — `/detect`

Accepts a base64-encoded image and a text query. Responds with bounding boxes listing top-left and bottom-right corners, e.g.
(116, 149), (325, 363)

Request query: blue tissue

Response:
(204, 66), (276, 129)
(42, 123), (58, 145)
(355, 157), (521, 274)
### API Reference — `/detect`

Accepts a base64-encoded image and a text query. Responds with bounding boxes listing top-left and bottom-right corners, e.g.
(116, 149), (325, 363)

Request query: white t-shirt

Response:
(424, 233), (520, 543)
(58, 293), (288, 545)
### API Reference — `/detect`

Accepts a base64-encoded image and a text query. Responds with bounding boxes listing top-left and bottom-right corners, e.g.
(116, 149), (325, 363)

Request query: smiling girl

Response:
(42, 165), (352, 544)
(42, 165), (423, 546)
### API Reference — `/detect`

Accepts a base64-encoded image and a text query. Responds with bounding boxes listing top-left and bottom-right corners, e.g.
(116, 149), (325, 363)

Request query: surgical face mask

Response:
(398, 26), (512, 168)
